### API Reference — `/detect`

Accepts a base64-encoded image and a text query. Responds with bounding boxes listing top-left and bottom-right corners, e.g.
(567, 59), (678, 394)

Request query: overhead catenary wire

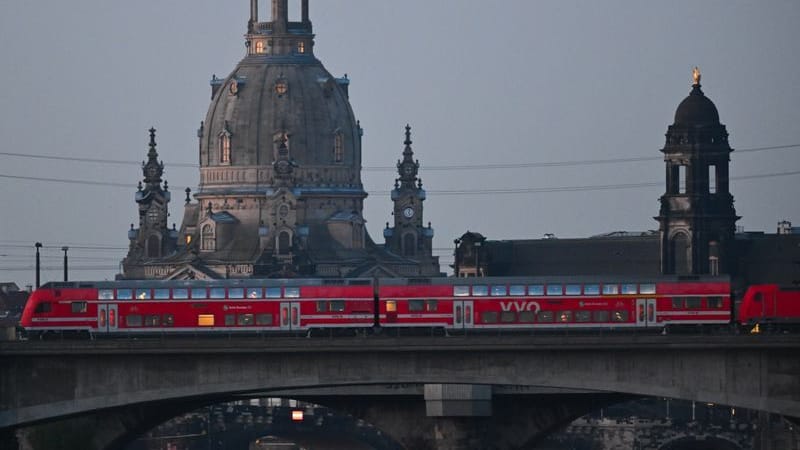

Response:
(1, 170), (799, 196)
(0, 143), (797, 171)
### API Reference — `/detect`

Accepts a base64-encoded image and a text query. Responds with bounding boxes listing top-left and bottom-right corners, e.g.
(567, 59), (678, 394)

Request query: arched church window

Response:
(201, 224), (216, 252)
(277, 231), (292, 255)
(297, 41), (306, 54)
(670, 233), (690, 275)
(333, 131), (344, 163)
(147, 235), (161, 258)
(219, 133), (231, 164)
(678, 165), (687, 194)
(403, 233), (416, 257)
(255, 40), (265, 54)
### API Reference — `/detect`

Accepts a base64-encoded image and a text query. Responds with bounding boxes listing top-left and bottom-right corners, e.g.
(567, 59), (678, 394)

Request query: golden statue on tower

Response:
(692, 66), (701, 86)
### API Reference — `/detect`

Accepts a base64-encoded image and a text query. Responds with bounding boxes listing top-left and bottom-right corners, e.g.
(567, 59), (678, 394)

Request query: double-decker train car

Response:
(19, 275), (751, 338)
(378, 276), (732, 332)
(20, 278), (375, 337)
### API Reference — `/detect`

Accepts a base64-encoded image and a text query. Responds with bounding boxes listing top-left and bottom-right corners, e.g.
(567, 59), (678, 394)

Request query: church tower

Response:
(656, 69), (739, 276)
(124, 129), (177, 267)
(384, 126), (435, 260)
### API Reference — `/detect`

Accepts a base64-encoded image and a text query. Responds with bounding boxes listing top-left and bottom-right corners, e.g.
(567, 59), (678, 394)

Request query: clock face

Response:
(403, 164), (414, 176)
(403, 207), (415, 219)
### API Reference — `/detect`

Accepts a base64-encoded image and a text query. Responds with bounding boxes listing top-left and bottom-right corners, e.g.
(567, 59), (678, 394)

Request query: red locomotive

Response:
(22, 275), (791, 338)
(738, 285), (800, 332)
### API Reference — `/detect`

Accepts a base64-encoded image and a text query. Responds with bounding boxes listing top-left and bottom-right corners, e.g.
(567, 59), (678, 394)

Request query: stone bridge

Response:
(1, 334), (798, 449)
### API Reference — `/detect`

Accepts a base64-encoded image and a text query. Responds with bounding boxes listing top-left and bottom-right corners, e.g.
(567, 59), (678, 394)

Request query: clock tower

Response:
(384, 126), (435, 260)
(125, 129), (178, 263)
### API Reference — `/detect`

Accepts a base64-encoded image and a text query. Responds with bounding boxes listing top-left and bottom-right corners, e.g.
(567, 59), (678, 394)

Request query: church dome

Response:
(197, 0), (363, 197)
(673, 84), (720, 126)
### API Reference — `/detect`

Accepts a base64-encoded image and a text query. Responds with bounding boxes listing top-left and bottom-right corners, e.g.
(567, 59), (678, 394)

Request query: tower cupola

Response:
(247, 0), (313, 57)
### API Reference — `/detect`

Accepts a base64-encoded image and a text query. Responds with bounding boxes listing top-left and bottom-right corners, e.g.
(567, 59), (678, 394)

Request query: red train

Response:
(18, 276), (800, 338)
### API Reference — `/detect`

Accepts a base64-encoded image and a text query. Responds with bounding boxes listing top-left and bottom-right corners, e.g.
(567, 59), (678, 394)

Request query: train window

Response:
(135, 289), (151, 300)
(387, 300), (397, 313)
(519, 311), (535, 323)
(455, 305), (462, 324)
(71, 302), (87, 313)
(117, 289), (133, 300)
(481, 311), (498, 323)
(191, 288), (207, 299)
(163, 314), (174, 326)
(173, 288), (189, 300)
(500, 311), (516, 323)
(672, 298), (684, 309)
(537, 311), (554, 322)
(256, 314), (273, 326)
(708, 297), (724, 309)
(238, 314), (255, 326)
(453, 286), (470, 297)
(558, 311), (572, 322)
(612, 310), (628, 322)
(228, 288), (245, 299)
(565, 284), (582, 296)
(621, 284), (638, 295)
(316, 301), (329, 312)
(210, 288), (226, 299)
(426, 300), (438, 312)
(198, 314), (215, 326)
(602, 284), (619, 295)
(225, 314), (236, 326)
(575, 311), (591, 322)
(266, 287), (282, 298)
(145, 315), (160, 326)
(685, 298), (701, 309)
(126, 315), (143, 327)
(593, 310), (610, 322)
(509, 285), (525, 296)
(285, 287), (300, 298)
(330, 300), (346, 312)
(154, 289), (170, 300)
(640, 284), (656, 294)
(528, 285), (545, 296)
(98, 289), (114, 300)
(753, 292), (763, 302)
(472, 285), (489, 297)
(491, 285), (508, 296)
(247, 288), (262, 299)
(546, 285), (563, 296)
(584, 284), (600, 295)
(409, 300), (425, 312)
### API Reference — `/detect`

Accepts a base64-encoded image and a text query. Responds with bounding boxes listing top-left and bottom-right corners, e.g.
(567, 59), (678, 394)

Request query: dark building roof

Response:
(477, 234), (661, 278)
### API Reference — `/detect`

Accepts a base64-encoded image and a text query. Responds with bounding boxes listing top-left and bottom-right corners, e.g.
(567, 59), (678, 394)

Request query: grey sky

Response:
(1, 1), (798, 288)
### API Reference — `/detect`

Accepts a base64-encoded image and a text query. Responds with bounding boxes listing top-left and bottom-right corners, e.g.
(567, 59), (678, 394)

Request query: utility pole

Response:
(34, 242), (42, 288)
(62, 247), (69, 282)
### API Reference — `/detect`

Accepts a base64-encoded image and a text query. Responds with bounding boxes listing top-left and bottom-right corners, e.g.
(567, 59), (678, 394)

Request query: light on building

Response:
(291, 410), (304, 422)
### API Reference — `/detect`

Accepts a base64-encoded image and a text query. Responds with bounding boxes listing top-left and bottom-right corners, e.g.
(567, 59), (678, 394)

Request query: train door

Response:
(97, 304), (118, 333)
(279, 302), (301, 331)
(635, 299), (656, 327)
(453, 300), (474, 330)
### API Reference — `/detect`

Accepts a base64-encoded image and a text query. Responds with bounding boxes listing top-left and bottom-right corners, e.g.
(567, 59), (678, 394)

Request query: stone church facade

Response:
(121, 0), (440, 280)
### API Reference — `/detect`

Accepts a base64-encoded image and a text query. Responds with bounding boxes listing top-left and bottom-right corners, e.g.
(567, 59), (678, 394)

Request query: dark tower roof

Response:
(673, 68), (720, 126)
